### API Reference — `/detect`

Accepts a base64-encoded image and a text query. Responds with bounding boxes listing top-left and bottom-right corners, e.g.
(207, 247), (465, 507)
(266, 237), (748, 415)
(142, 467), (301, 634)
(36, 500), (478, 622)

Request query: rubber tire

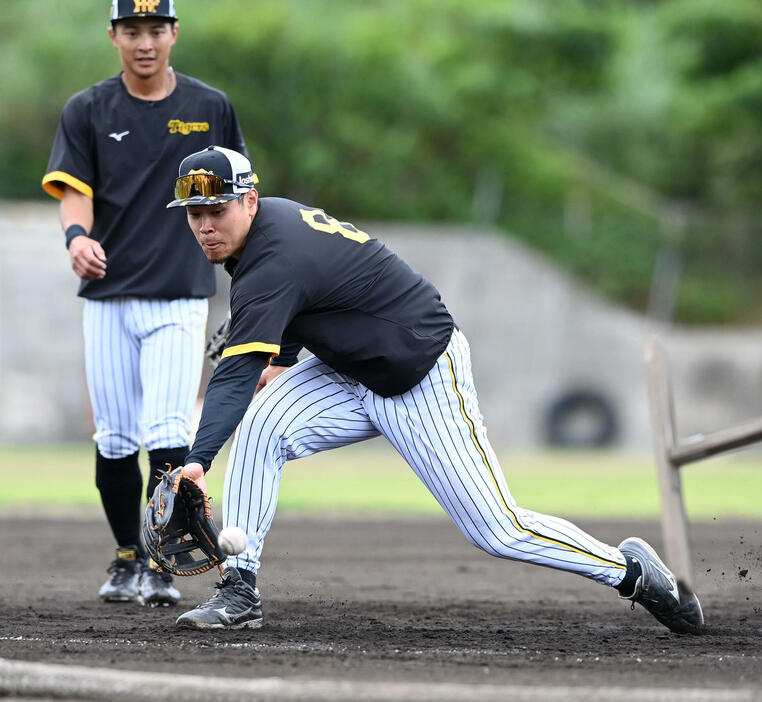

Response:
(544, 390), (618, 448)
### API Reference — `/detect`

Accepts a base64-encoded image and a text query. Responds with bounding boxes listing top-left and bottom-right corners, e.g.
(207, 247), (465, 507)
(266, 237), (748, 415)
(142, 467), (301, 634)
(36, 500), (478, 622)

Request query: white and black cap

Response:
(110, 0), (177, 23)
(167, 145), (259, 208)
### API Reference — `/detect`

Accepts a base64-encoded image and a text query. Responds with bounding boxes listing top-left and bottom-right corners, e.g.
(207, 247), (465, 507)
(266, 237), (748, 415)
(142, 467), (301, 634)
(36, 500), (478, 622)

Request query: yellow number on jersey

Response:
(299, 208), (370, 244)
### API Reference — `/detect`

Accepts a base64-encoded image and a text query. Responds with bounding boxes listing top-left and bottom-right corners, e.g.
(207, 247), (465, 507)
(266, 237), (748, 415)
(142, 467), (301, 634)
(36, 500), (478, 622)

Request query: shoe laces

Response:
(197, 574), (253, 610)
(215, 574), (234, 590)
(195, 575), (235, 607)
(626, 575), (643, 610)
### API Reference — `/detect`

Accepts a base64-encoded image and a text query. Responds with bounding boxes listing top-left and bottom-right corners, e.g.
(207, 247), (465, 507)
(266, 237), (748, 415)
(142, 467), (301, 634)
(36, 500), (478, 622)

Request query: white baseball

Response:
(218, 526), (248, 556)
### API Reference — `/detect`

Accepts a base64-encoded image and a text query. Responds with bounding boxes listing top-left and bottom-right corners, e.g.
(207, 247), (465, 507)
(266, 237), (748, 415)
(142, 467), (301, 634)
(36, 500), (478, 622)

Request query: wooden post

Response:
(668, 416), (762, 466)
(645, 336), (695, 592)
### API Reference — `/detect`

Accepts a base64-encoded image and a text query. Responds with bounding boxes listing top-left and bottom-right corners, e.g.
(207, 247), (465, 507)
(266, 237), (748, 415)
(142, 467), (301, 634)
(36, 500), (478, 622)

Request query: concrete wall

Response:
(4, 201), (762, 450)
(374, 223), (762, 450)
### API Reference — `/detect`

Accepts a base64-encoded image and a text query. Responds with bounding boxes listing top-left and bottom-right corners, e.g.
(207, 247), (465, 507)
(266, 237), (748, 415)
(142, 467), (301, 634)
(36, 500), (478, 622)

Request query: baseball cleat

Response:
(137, 565), (181, 607)
(98, 546), (141, 602)
(618, 537), (704, 634)
(175, 567), (263, 630)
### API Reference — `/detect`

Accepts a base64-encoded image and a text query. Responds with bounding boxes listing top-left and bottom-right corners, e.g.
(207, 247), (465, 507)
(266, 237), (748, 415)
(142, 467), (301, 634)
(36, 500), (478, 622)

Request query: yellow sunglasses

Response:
(173, 173), (242, 200)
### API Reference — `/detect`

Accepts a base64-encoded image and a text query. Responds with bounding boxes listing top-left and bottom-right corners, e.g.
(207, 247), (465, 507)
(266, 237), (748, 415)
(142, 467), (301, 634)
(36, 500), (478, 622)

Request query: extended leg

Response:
(366, 329), (627, 586)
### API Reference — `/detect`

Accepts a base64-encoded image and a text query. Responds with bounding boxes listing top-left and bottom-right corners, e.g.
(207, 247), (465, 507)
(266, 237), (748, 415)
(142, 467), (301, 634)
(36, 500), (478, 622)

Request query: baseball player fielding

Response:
(155, 145), (703, 637)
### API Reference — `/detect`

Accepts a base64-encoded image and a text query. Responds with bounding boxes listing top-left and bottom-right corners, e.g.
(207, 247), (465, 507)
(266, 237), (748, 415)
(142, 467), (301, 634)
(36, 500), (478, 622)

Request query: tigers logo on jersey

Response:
(168, 120), (211, 135)
(133, 0), (161, 12)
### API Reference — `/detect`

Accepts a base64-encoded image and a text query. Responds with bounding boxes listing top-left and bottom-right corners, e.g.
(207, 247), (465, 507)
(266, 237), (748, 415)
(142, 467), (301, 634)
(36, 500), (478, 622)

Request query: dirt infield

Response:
(1, 514), (760, 696)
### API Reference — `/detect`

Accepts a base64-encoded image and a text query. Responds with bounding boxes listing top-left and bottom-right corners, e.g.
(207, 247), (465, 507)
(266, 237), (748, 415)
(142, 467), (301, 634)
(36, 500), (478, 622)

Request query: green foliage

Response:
(4, 0), (762, 323)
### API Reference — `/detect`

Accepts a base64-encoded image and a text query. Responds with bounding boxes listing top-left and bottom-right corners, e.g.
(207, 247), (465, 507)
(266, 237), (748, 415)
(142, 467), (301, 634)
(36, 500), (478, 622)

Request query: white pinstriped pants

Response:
(224, 329), (627, 586)
(83, 298), (207, 458)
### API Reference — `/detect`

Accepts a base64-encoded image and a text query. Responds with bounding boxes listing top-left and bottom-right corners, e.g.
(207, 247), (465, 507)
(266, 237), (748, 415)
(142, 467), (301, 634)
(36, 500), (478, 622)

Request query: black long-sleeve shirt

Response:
(185, 196), (454, 472)
(185, 353), (266, 471)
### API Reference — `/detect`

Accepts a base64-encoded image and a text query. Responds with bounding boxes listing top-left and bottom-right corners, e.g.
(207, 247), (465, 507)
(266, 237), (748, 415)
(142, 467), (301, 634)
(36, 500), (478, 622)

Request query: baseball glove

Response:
(205, 312), (231, 369)
(143, 467), (226, 576)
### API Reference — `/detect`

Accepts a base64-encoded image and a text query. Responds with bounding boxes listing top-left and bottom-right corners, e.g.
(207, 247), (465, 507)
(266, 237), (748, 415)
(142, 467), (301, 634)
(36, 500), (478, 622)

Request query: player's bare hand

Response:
(69, 236), (107, 280)
(255, 364), (290, 395)
(182, 462), (208, 495)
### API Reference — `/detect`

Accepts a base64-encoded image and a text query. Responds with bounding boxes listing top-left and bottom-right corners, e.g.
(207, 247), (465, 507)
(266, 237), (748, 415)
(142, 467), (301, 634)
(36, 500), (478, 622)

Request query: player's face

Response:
(109, 19), (178, 80)
(186, 193), (259, 264)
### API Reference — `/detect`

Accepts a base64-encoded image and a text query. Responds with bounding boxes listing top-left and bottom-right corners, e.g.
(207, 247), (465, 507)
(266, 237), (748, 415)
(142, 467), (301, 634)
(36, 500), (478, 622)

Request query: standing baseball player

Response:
(41, 1), (248, 607)
(163, 145), (703, 635)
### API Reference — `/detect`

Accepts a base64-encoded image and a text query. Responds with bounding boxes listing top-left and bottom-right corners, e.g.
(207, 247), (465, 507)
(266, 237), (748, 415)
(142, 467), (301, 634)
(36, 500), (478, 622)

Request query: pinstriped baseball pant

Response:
(224, 329), (627, 586)
(83, 298), (208, 459)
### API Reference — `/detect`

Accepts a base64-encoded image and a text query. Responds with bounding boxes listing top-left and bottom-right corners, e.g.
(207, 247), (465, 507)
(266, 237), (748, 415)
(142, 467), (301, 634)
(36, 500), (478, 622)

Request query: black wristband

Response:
(269, 357), (298, 367)
(64, 224), (88, 249)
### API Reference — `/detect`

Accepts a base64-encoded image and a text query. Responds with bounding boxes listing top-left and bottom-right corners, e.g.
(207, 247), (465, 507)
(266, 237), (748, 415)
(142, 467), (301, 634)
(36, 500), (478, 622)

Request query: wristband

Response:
(65, 224), (88, 249)
(269, 356), (298, 367)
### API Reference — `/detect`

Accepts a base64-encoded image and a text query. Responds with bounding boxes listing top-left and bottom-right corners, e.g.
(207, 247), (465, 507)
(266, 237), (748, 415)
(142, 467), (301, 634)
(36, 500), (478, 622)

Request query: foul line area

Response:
(1, 658), (760, 702)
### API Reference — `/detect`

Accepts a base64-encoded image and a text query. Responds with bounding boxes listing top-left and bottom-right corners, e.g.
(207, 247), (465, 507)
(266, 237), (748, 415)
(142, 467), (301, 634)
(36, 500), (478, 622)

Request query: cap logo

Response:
(187, 169), (214, 175)
(133, 0), (160, 12)
(238, 174), (254, 185)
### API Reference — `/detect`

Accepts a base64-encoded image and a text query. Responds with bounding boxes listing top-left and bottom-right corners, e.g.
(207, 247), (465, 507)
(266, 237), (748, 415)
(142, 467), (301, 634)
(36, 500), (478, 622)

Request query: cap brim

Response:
(166, 193), (240, 209)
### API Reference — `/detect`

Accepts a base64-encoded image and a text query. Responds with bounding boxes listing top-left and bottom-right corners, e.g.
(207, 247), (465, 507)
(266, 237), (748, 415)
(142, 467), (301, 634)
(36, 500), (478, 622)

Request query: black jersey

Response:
(222, 197), (455, 397)
(42, 72), (248, 300)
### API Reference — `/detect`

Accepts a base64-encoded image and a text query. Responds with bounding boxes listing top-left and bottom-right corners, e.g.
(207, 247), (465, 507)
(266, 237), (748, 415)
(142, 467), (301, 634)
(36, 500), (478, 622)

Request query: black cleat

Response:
(618, 537), (704, 634)
(176, 567), (263, 630)
(98, 547), (141, 602)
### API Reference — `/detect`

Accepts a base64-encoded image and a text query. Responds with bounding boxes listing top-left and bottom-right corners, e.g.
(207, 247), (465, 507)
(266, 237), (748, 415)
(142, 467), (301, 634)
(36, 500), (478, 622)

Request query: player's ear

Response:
(238, 189), (258, 218)
(108, 25), (117, 44)
(169, 21), (179, 45)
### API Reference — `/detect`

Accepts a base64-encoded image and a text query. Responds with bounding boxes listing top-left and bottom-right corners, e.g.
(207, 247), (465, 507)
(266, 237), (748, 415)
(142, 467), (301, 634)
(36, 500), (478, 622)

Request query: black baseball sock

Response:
(95, 448), (147, 560)
(237, 568), (257, 589)
(615, 555), (642, 596)
(146, 446), (189, 502)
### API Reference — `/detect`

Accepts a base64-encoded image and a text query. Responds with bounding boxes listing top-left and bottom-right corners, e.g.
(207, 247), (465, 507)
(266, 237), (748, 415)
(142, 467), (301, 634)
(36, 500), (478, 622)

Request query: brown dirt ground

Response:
(0, 514), (760, 692)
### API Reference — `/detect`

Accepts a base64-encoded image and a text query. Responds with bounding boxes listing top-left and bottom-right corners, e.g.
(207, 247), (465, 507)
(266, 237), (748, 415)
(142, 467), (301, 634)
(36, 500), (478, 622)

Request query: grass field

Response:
(1, 440), (760, 519)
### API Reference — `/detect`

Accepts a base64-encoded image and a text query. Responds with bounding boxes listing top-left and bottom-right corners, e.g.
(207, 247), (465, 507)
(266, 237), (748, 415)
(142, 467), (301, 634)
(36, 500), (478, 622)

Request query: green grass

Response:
(1, 441), (760, 519)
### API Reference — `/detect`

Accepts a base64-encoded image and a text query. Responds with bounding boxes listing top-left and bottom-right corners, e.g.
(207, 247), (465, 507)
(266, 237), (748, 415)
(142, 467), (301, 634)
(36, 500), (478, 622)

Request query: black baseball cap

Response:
(110, 0), (177, 23)
(167, 146), (259, 208)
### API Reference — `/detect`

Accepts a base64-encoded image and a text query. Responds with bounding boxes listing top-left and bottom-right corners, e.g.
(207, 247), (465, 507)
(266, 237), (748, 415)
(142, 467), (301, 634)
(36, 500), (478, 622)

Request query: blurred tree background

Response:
(4, 0), (762, 324)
